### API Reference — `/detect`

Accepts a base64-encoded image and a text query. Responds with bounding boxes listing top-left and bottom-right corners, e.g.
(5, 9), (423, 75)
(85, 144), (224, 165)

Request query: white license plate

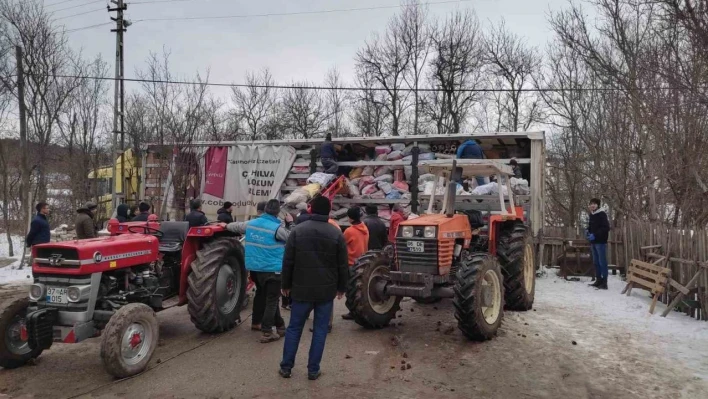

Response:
(46, 287), (68, 304)
(407, 241), (424, 253)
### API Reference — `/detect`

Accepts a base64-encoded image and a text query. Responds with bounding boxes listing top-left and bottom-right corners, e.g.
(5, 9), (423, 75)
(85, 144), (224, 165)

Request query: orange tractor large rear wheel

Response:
(497, 222), (535, 310)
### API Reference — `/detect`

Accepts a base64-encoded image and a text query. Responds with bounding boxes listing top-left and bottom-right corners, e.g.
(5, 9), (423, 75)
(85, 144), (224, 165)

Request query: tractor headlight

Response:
(401, 226), (414, 238)
(424, 226), (437, 238)
(67, 287), (81, 302)
(29, 284), (45, 301)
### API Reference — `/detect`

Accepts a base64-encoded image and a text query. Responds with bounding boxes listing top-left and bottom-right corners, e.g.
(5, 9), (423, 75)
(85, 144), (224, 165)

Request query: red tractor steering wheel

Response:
(127, 225), (164, 238)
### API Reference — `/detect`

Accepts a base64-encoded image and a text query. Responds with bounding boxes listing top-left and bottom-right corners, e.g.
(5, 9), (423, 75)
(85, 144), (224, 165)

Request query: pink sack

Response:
(361, 184), (378, 195)
(375, 145), (392, 155)
(369, 190), (386, 199)
(358, 176), (375, 189)
(393, 181), (409, 193)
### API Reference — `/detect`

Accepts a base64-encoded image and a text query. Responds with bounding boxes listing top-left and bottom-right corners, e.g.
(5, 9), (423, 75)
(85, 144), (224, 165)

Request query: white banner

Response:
(200, 145), (297, 220)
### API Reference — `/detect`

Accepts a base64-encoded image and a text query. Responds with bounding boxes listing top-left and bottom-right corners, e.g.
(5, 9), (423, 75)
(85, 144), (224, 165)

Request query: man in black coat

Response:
(184, 199), (209, 227)
(587, 198), (611, 290)
(362, 205), (387, 250)
(26, 202), (51, 248)
(216, 201), (234, 223)
(279, 196), (347, 380)
(131, 202), (152, 222)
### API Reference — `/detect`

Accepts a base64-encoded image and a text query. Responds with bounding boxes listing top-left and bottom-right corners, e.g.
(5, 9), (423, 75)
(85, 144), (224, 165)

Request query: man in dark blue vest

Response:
(456, 138), (486, 186)
(244, 199), (290, 343)
(26, 202), (51, 248)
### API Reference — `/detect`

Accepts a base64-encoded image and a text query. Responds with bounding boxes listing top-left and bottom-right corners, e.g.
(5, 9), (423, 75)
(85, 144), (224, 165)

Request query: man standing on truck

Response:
(75, 202), (98, 239)
(320, 133), (338, 174)
(363, 205), (387, 250)
(456, 139), (486, 186)
(587, 198), (610, 290)
(279, 196), (348, 380)
(184, 199), (209, 227)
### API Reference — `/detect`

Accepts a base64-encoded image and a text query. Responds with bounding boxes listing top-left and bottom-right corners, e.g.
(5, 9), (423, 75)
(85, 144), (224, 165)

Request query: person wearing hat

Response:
(279, 195), (348, 380)
(75, 202), (98, 239)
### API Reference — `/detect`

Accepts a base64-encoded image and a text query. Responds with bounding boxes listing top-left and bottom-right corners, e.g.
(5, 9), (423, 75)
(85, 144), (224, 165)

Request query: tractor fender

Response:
(178, 239), (199, 305)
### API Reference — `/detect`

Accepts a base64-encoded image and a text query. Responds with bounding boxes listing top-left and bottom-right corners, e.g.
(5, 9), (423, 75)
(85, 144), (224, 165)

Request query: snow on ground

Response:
(0, 233), (23, 259)
(537, 271), (708, 382)
(0, 267), (32, 285)
(0, 234), (28, 285)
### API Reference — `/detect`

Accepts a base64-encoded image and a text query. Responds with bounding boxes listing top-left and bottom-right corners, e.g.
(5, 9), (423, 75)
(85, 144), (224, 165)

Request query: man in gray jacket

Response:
(75, 202), (98, 239)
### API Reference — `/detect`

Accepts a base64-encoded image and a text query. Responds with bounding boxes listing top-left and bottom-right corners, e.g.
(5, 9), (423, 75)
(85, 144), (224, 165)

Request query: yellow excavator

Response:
(87, 148), (140, 223)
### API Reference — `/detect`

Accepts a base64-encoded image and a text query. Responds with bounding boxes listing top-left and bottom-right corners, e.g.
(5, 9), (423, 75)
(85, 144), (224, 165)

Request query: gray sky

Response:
(56, 0), (569, 97)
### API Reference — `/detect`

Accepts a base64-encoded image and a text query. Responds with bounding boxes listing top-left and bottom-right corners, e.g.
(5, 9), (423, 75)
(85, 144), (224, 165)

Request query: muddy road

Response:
(1, 277), (706, 399)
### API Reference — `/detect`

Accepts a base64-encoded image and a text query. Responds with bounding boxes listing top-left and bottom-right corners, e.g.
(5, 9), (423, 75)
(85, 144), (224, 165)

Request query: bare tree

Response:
(425, 9), (484, 134)
(356, 15), (411, 136)
(231, 68), (277, 141)
(484, 20), (542, 132)
(352, 67), (389, 137)
(57, 55), (110, 207)
(325, 66), (347, 135)
(400, 0), (430, 135)
(280, 82), (328, 139)
(0, 0), (84, 201)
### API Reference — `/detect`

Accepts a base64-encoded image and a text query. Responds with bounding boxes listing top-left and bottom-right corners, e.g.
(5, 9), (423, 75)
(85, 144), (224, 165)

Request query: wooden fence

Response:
(541, 222), (708, 320)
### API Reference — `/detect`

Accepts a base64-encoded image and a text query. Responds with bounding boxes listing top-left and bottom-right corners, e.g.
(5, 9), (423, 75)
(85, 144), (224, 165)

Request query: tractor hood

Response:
(400, 214), (461, 227)
(31, 234), (160, 276)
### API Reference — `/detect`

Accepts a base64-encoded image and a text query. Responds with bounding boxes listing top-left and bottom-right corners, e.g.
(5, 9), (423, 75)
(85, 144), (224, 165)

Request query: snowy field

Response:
(0, 234), (28, 285)
(536, 272), (708, 383)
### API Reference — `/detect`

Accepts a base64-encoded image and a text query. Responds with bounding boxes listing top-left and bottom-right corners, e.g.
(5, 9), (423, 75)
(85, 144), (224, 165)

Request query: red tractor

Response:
(0, 217), (247, 377)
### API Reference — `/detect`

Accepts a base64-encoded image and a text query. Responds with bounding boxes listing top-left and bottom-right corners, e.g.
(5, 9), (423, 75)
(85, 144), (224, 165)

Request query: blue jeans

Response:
(280, 299), (334, 374)
(591, 243), (608, 279)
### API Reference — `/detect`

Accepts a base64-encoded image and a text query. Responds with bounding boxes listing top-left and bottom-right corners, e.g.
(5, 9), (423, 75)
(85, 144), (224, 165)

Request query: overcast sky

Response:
(53, 0), (570, 97)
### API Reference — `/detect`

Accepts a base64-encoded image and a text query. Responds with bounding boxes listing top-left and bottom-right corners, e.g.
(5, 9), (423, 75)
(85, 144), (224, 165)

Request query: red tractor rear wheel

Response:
(0, 296), (43, 369)
(346, 251), (401, 329)
(187, 237), (246, 333)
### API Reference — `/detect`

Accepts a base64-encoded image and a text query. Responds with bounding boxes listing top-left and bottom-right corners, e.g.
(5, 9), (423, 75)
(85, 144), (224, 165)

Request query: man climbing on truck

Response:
(457, 138), (486, 186)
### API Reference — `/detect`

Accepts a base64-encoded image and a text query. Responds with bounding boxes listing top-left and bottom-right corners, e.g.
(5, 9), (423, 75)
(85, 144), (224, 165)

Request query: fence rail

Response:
(542, 221), (708, 321)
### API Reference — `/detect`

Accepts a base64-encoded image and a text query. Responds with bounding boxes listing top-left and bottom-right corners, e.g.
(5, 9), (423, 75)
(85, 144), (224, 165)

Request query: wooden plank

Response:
(630, 259), (671, 274)
(630, 267), (668, 283)
(649, 293), (660, 314)
(651, 256), (666, 265)
(641, 245), (662, 250)
(669, 279), (691, 296)
(627, 274), (665, 293)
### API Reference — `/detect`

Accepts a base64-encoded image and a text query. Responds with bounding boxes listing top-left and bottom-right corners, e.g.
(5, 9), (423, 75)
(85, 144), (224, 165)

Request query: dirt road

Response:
(1, 276), (707, 399)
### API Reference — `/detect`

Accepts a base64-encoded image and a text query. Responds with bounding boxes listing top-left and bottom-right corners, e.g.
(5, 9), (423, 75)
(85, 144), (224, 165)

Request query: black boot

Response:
(589, 276), (601, 287)
(597, 277), (608, 290)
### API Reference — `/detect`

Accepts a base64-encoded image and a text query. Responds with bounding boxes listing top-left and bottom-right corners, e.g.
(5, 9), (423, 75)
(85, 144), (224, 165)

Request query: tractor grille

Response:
(395, 238), (439, 275)
(34, 248), (81, 268)
(34, 274), (91, 312)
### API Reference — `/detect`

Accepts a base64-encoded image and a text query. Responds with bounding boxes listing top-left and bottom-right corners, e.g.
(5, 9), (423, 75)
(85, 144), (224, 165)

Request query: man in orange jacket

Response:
(342, 207), (369, 320)
(388, 205), (406, 244)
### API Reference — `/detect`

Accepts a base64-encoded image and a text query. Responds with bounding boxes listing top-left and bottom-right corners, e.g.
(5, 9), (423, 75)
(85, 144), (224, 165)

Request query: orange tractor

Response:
(345, 160), (535, 340)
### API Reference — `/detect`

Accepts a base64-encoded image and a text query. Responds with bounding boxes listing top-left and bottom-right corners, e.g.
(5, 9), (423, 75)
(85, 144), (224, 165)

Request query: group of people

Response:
(215, 196), (406, 380)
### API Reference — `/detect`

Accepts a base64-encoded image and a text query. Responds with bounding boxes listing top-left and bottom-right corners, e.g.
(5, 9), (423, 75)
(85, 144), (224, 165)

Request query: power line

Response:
(44, 0), (86, 8)
(130, 0), (195, 3)
(51, 0), (104, 13)
(21, 73), (707, 94)
(133, 0), (473, 23)
(65, 22), (112, 33)
(55, 7), (105, 20)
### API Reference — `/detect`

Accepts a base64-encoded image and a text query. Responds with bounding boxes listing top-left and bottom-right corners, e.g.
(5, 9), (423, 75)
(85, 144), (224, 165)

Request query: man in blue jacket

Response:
(26, 202), (51, 248)
(320, 133), (338, 174)
(238, 199), (290, 343)
(587, 198), (610, 290)
(456, 139), (486, 186)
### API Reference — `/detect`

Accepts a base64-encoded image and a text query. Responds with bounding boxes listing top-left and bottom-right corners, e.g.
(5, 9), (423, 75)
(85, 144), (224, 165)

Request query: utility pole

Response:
(109, 0), (128, 212)
(16, 46), (30, 269)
